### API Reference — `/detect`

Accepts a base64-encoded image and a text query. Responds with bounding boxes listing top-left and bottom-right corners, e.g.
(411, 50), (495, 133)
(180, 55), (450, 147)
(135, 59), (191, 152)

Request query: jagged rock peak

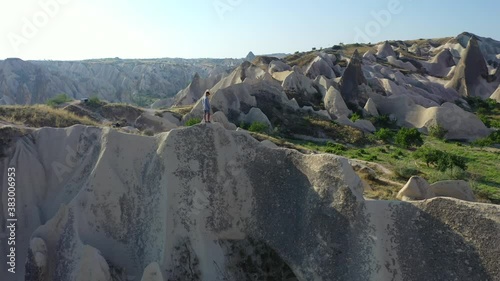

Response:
(246, 51), (256, 61)
(377, 41), (396, 58)
(339, 49), (367, 104)
(446, 37), (489, 97)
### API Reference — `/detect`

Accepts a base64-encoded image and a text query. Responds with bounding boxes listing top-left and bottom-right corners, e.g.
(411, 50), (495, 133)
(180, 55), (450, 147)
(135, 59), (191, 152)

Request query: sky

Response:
(1, 0), (499, 60)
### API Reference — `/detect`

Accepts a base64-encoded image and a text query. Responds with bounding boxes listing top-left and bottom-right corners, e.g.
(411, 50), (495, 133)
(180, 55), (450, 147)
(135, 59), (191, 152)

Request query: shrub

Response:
(186, 118), (201, 127)
(478, 114), (491, 128)
(473, 130), (500, 147)
(325, 142), (347, 154)
(87, 96), (103, 108)
(349, 112), (362, 122)
(414, 147), (468, 172)
(46, 94), (72, 107)
(248, 122), (269, 133)
(374, 128), (395, 143)
(395, 166), (420, 180)
(395, 128), (423, 148)
(466, 97), (499, 114)
(428, 125), (448, 140)
(372, 114), (397, 129)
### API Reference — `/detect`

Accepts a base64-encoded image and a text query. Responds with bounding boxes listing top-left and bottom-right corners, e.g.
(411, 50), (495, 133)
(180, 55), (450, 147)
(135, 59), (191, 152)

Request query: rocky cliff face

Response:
(1, 124), (499, 281)
(0, 58), (240, 106)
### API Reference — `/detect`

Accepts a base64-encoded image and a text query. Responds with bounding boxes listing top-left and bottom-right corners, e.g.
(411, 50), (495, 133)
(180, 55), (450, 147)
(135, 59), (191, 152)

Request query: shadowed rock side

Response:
(0, 124), (499, 281)
(339, 50), (368, 106)
(446, 37), (490, 98)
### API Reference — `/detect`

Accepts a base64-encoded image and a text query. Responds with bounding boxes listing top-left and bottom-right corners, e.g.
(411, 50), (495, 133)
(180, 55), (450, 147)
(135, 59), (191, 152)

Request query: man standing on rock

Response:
(202, 90), (211, 123)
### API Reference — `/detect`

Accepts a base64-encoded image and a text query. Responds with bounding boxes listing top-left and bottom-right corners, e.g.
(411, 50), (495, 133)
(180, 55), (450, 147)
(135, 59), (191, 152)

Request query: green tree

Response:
(374, 128), (395, 143)
(395, 128), (423, 148)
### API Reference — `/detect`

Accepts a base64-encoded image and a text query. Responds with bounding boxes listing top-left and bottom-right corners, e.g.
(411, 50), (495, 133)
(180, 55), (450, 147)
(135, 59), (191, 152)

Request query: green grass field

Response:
(281, 133), (500, 204)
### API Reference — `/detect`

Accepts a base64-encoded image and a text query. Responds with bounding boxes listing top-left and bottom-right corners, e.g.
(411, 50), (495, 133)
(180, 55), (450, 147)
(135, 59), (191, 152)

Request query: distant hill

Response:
(0, 57), (241, 106)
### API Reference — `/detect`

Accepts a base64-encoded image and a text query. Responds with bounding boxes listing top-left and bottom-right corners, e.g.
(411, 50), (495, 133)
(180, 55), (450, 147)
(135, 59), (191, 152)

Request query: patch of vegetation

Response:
(371, 114), (397, 129)
(473, 131), (500, 147)
(349, 112), (362, 122)
(46, 94), (72, 107)
(325, 141), (347, 154)
(167, 105), (194, 117)
(185, 118), (201, 127)
(248, 122), (269, 133)
(374, 128), (395, 143)
(395, 128), (423, 148)
(414, 147), (468, 172)
(394, 166), (421, 181)
(428, 125), (448, 140)
(142, 129), (155, 136)
(466, 97), (498, 113)
(87, 96), (104, 109)
(0, 105), (98, 128)
(284, 52), (317, 67)
(271, 131), (499, 203)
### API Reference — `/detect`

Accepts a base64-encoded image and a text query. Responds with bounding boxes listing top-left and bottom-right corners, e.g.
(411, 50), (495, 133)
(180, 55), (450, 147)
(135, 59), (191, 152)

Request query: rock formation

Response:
(1, 124), (499, 281)
(170, 73), (223, 107)
(363, 98), (379, 117)
(491, 86), (500, 102)
(423, 48), (456, 77)
(245, 51), (256, 62)
(398, 177), (476, 203)
(268, 60), (292, 74)
(339, 50), (367, 105)
(446, 37), (490, 98)
(372, 95), (491, 141)
(376, 41), (397, 58)
(305, 56), (336, 79)
(324, 86), (352, 118)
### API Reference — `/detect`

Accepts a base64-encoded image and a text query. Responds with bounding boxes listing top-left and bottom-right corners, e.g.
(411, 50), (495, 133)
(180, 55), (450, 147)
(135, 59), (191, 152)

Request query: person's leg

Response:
(207, 112), (211, 122)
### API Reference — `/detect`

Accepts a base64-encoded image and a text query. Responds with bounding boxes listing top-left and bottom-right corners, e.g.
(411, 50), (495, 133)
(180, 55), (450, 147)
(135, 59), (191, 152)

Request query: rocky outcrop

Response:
(324, 86), (352, 118)
(282, 70), (319, 99)
(397, 176), (436, 201)
(339, 50), (367, 105)
(170, 73), (223, 107)
(376, 41), (396, 58)
(446, 37), (491, 98)
(245, 51), (256, 62)
(210, 61), (269, 94)
(305, 55), (336, 79)
(2, 124), (499, 281)
(430, 180), (476, 202)
(398, 177), (476, 203)
(363, 98), (379, 117)
(491, 86), (500, 102)
(134, 112), (179, 133)
(372, 95), (491, 141)
(423, 48), (456, 77)
(212, 111), (237, 130)
(241, 107), (272, 129)
(268, 60), (292, 74)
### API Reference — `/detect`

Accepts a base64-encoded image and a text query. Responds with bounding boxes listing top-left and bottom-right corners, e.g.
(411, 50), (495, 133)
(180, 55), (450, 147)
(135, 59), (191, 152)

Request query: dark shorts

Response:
(204, 110), (210, 114)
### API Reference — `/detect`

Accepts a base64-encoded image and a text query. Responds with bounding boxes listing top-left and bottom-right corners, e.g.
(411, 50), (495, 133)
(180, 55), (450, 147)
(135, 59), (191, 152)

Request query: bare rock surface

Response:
(0, 124), (499, 281)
